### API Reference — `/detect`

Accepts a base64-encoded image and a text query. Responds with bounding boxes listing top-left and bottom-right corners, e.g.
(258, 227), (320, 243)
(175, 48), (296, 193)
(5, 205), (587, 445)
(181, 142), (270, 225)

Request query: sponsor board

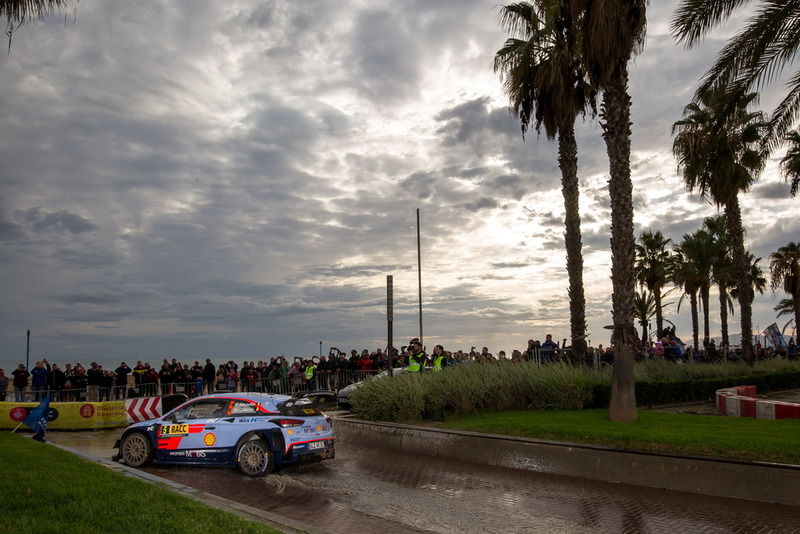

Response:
(0, 401), (127, 429)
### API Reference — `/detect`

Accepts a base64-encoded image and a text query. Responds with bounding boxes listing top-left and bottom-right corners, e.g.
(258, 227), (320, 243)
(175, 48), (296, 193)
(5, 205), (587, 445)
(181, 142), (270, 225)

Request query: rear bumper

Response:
(288, 439), (335, 463)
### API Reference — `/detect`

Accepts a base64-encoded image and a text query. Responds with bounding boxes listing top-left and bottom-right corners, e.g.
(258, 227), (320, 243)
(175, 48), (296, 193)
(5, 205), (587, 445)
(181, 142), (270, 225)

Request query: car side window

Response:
(172, 400), (228, 420)
(189, 400), (228, 419)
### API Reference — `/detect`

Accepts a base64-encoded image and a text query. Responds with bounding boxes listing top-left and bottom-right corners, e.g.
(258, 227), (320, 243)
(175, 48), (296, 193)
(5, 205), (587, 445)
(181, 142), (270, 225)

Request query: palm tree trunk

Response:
(690, 291), (699, 359)
(602, 70), (638, 422)
(718, 282), (730, 351)
(726, 197), (754, 363)
(558, 122), (588, 363)
(701, 283), (710, 350)
(793, 294), (800, 346)
(655, 287), (664, 339)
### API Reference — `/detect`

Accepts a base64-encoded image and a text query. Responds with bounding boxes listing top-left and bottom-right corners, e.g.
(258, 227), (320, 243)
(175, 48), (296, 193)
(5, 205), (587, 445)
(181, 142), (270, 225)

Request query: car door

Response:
(155, 398), (232, 464)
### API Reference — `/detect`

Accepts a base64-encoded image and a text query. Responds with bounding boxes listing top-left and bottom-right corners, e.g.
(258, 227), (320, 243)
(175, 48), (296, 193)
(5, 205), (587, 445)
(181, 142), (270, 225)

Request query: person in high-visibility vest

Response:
(407, 339), (426, 373)
(431, 345), (446, 371)
(304, 360), (317, 391)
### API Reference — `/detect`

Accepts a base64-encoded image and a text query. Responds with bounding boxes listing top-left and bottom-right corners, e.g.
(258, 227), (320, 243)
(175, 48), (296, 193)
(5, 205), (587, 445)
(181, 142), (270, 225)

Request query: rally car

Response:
(113, 392), (334, 476)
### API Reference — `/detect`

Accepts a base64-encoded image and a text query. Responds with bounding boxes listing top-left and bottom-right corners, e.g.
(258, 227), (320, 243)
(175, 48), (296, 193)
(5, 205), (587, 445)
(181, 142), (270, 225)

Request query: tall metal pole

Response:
(26, 329), (30, 369)
(387, 275), (394, 377)
(416, 208), (423, 348)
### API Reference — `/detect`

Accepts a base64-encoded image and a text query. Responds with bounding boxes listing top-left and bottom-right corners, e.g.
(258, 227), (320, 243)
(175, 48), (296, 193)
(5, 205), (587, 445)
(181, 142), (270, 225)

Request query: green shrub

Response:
(349, 359), (800, 422)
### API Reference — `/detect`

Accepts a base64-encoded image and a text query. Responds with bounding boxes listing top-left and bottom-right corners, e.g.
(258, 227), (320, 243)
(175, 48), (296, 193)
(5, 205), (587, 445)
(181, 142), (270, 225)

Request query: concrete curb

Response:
(333, 416), (800, 506)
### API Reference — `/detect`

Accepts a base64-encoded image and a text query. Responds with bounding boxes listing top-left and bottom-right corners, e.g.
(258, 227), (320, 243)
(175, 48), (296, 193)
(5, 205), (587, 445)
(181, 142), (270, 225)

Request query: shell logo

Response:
(203, 433), (216, 446)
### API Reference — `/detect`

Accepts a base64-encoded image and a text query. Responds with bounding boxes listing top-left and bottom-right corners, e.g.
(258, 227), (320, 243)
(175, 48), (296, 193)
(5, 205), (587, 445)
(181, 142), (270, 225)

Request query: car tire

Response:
(120, 432), (153, 468)
(236, 438), (274, 477)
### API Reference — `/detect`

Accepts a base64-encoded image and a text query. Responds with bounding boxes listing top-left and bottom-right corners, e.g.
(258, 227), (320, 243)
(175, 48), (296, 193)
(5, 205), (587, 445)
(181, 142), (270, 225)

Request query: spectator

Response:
(407, 339), (426, 373)
(191, 361), (204, 397)
(132, 361), (146, 386)
(268, 362), (281, 393)
(0, 369), (8, 402)
(288, 362), (304, 393)
(115, 362), (132, 399)
(159, 362), (173, 395)
(431, 345), (446, 371)
(357, 351), (373, 373)
(87, 363), (103, 402)
(49, 364), (66, 400)
(30, 361), (50, 401)
(215, 364), (227, 391)
(225, 366), (238, 392)
(203, 359), (216, 393)
(316, 356), (331, 390)
(12, 364), (30, 402)
(72, 365), (88, 398)
(101, 369), (115, 400)
(304, 359), (317, 391)
(142, 363), (159, 396)
(540, 335), (558, 364)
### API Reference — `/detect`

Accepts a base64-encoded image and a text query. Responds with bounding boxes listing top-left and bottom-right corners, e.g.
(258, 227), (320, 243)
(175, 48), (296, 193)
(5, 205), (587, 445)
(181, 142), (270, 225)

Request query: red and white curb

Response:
(716, 385), (800, 420)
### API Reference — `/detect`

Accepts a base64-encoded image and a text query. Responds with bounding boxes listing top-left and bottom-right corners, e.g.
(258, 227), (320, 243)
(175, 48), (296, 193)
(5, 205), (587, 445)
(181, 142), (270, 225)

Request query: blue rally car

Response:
(113, 392), (335, 476)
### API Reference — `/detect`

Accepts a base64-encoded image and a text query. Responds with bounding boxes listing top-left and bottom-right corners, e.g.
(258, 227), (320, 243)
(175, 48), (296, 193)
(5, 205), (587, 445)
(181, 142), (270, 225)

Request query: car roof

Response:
(192, 392), (293, 411)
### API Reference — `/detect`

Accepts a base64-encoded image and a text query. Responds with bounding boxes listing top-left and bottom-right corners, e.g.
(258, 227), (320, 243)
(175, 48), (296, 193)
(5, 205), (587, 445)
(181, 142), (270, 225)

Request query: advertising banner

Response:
(1, 401), (127, 430)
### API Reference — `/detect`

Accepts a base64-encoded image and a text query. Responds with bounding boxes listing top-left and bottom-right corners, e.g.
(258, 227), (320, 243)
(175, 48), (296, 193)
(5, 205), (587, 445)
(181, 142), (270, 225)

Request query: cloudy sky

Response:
(1, 1), (797, 366)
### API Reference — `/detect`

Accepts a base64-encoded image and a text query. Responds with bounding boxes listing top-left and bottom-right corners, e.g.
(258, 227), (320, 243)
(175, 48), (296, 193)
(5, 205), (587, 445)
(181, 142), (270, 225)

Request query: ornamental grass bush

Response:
(349, 359), (800, 422)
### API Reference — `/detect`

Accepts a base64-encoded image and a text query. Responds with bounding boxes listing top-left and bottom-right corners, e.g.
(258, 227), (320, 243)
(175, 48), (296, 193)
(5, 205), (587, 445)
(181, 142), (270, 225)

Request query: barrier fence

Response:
(5, 369), (384, 403)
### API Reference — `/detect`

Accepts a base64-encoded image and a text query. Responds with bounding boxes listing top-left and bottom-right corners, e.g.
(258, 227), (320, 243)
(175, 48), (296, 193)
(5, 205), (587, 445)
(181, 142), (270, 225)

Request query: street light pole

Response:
(26, 329), (30, 369)
(416, 208), (423, 349)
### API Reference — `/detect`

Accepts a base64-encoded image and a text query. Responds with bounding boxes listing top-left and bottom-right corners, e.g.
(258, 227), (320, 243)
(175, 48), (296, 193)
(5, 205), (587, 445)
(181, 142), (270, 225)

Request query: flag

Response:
(23, 395), (50, 441)
(763, 323), (788, 350)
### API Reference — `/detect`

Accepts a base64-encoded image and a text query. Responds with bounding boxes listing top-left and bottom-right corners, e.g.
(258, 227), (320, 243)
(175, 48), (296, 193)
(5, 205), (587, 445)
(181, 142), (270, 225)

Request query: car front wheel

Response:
(121, 432), (153, 467)
(236, 439), (273, 477)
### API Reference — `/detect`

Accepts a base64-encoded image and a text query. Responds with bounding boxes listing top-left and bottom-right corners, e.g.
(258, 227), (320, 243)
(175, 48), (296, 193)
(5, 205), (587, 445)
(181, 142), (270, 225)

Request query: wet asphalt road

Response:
(46, 427), (800, 534)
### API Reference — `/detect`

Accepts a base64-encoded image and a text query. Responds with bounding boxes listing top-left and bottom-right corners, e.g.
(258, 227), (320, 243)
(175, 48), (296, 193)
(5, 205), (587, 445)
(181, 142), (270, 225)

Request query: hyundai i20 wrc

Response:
(113, 392), (335, 476)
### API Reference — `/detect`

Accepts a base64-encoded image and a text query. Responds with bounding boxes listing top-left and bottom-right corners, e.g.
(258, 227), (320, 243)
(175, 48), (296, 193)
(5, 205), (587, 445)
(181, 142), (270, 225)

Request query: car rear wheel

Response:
(236, 439), (273, 477)
(121, 432), (153, 467)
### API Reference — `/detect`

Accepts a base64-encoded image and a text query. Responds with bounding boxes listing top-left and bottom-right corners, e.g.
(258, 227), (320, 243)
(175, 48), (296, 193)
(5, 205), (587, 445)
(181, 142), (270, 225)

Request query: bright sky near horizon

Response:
(1, 1), (797, 364)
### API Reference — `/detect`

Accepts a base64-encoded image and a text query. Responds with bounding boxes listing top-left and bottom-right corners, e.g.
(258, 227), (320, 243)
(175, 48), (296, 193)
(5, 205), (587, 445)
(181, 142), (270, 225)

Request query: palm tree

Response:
(779, 130), (800, 197)
(672, 87), (768, 364)
(774, 298), (798, 337)
(702, 214), (736, 348)
(671, 0), (800, 149)
(730, 252), (768, 304)
(634, 287), (656, 346)
(1, 0), (69, 21)
(635, 230), (672, 339)
(494, 1), (594, 361)
(1, 0), (73, 51)
(672, 230), (715, 356)
(770, 242), (800, 343)
(572, 0), (648, 422)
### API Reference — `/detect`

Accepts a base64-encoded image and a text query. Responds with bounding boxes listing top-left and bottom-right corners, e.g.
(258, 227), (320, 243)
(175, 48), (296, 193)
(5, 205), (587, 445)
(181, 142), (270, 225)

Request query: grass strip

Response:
(439, 409), (800, 465)
(0, 432), (281, 534)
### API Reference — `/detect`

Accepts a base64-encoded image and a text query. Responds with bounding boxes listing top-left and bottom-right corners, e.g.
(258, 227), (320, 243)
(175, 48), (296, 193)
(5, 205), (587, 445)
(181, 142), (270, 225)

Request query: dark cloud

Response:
(0, 1), (795, 365)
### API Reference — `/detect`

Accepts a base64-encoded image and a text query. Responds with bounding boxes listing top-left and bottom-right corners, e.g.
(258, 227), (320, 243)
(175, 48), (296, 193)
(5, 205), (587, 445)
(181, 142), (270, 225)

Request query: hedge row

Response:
(349, 360), (800, 422)
(591, 369), (800, 409)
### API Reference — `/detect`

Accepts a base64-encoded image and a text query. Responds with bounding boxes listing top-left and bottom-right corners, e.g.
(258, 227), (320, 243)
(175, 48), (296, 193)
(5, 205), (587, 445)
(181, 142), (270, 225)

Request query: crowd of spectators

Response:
(3, 332), (794, 402)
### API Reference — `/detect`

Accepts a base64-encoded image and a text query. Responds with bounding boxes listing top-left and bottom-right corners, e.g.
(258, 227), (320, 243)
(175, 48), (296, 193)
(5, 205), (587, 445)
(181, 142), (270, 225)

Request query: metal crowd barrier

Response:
(5, 369), (387, 402)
